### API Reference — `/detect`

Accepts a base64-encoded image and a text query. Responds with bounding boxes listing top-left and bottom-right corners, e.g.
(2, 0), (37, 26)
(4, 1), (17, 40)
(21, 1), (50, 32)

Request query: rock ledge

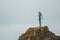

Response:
(18, 26), (60, 40)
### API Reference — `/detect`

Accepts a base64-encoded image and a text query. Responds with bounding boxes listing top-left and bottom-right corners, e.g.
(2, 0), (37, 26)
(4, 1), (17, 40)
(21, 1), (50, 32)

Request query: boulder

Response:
(18, 26), (60, 40)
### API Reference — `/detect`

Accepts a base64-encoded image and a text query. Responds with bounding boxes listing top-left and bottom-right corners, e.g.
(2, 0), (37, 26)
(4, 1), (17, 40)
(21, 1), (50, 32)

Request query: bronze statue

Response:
(38, 12), (42, 26)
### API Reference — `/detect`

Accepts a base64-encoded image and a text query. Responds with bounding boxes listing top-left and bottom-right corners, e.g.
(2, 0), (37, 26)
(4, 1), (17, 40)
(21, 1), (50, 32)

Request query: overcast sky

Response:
(0, 0), (60, 40)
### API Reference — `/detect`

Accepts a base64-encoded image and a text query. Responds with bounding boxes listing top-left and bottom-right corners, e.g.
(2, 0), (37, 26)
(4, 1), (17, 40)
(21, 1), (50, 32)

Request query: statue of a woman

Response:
(38, 12), (42, 26)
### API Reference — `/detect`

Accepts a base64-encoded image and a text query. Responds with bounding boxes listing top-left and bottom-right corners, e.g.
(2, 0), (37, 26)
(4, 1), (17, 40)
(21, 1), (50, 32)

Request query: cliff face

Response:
(18, 26), (60, 40)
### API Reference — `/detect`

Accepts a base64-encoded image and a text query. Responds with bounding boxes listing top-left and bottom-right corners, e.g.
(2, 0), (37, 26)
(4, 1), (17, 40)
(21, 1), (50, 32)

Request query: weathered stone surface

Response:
(18, 26), (60, 40)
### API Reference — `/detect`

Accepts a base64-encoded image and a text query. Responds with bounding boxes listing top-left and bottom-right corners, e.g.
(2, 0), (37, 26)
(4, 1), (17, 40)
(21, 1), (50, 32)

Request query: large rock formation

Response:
(18, 26), (60, 40)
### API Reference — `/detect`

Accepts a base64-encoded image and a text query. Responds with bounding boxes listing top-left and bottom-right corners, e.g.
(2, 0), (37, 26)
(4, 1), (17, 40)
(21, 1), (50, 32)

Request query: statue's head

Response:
(39, 12), (42, 16)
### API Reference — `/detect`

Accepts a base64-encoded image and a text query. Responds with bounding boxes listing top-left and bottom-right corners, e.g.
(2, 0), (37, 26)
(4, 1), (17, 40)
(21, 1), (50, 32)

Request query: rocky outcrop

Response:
(18, 26), (60, 40)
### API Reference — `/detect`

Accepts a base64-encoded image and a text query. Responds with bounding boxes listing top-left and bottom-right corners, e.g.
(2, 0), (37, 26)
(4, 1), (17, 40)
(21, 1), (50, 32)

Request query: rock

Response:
(18, 26), (60, 40)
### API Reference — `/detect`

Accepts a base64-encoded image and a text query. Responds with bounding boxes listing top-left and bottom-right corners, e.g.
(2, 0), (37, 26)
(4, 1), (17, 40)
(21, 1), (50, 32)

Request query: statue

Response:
(38, 12), (42, 26)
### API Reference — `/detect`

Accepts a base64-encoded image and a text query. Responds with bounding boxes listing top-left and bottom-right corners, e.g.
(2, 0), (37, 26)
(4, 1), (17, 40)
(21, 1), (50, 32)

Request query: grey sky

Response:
(0, 0), (60, 40)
